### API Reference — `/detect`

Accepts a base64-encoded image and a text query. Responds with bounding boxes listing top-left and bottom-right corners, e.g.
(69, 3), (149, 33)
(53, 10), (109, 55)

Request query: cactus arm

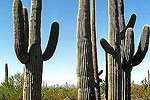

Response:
(132, 25), (150, 66)
(98, 70), (103, 76)
(121, 14), (136, 39)
(124, 28), (134, 64)
(29, 0), (42, 46)
(117, 0), (125, 31)
(23, 7), (29, 53)
(43, 22), (59, 61)
(13, 0), (29, 64)
(100, 38), (115, 55)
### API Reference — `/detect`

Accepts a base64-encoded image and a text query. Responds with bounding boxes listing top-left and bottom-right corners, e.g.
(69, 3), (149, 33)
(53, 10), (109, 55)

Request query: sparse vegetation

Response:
(1, 72), (150, 100)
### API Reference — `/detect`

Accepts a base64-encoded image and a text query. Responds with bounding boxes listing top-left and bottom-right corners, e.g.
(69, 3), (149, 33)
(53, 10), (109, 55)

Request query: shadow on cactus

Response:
(12, 0), (59, 99)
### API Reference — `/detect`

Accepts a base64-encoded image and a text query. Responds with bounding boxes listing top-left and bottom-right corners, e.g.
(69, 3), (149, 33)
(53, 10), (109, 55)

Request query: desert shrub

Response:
(131, 84), (150, 100)
(41, 87), (77, 100)
(0, 72), (23, 100)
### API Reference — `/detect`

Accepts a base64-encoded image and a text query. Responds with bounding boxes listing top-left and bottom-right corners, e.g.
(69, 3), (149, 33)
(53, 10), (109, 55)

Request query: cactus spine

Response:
(12, 0), (59, 99)
(76, 0), (95, 99)
(100, 0), (149, 100)
(5, 63), (8, 84)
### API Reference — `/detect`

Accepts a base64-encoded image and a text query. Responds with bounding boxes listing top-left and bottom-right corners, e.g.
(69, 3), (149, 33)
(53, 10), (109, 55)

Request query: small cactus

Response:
(5, 63), (8, 84)
(12, 0), (59, 99)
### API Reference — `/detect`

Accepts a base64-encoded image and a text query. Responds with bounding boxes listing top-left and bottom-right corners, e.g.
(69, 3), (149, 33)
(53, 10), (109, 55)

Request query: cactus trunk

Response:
(125, 70), (131, 100)
(23, 66), (28, 99)
(25, 45), (43, 99)
(105, 53), (108, 100)
(76, 0), (95, 99)
(108, 0), (122, 99)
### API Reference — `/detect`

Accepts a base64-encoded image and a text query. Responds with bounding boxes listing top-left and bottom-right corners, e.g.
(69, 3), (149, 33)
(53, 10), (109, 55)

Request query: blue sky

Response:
(0, 0), (150, 85)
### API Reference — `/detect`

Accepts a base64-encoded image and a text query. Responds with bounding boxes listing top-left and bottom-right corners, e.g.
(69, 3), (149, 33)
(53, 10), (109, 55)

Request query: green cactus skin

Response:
(76, 0), (95, 99)
(12, 0), (59, 99)
(5, 63), (8, 84)
(108, 0), (122, 99)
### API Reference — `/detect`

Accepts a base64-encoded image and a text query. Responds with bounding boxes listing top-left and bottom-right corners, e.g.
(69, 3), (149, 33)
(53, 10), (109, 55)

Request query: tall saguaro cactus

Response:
(101, 25), (149, 100)
(12, 0), (59, 99)
(76, 0), (95, 99)
(100, 0), (149, 100)
(5, 63), (8, 84)
(123, 26), (149, 100)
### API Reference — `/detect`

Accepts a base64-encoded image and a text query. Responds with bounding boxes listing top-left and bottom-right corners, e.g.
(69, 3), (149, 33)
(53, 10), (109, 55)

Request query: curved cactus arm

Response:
(98, 70), (103, 76)
(43, 22), (59, 61)
(23, 7), (29, 53)
(98, 79), (102, 83)
(100, 38), (115, 55)
(13, 0), (29, 64)
(124, 28), (134, 63)
(132, 25), (150, 66)
(121, 14), (136, 39)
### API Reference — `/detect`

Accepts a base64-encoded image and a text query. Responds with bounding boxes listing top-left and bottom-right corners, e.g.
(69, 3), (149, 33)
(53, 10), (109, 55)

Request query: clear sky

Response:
(0, 0), (150, 86)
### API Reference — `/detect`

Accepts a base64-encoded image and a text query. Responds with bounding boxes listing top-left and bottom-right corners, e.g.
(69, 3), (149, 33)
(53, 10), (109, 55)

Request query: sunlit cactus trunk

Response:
(12, 0), (59, 99)
(76, 0), (95, 99)
(108, 0), (122, 99)
(23, 66), (28, 99)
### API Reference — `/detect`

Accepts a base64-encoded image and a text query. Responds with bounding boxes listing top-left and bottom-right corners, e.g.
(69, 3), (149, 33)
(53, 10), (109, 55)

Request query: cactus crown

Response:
(12, 0), (59, 64)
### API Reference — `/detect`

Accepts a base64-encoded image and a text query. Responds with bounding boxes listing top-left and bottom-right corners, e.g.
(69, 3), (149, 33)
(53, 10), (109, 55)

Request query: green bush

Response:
(0, 72), (23, 100)
(0, 72), (78, 100)
(41, 87), (77, 100)
(1, 72), (150, 100)
(131, 84), (150, 100)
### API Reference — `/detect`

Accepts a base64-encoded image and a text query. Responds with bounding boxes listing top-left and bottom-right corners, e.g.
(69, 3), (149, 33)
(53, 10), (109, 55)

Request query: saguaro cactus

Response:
(100, 0), (149, 100)
(5, 63), (8, 84)
(123, 26), (149, 100)
(76, 0), (95, 99)
(12, 0), (59, 99)
(101, 25), (149, 100)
